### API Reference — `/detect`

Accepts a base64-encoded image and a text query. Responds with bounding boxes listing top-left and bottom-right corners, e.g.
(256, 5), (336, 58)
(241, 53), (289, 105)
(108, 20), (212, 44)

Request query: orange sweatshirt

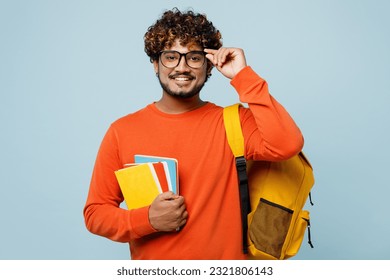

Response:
(83, 66), (304, 259)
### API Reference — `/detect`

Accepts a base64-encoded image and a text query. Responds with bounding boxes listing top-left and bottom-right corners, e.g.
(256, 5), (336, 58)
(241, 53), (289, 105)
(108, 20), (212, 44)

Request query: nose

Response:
(175, 55), (191, 71)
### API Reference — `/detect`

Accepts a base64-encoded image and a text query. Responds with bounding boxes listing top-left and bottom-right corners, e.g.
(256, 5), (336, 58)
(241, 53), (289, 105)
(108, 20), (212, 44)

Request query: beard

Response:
(157, 72), (207, 99)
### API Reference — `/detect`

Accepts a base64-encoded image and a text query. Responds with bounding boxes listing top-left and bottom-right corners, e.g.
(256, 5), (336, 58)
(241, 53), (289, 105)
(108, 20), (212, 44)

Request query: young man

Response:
(83, 8), (304, 260)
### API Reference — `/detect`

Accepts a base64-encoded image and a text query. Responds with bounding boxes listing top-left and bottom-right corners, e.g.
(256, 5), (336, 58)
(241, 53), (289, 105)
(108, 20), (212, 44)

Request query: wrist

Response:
(130, 206), (157, 238)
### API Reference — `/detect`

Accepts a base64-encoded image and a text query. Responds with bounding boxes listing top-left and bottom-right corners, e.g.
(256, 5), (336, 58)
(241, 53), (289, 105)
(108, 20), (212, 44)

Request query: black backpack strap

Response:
(223, 104), (251, 255)
(235, 156), (251, 254)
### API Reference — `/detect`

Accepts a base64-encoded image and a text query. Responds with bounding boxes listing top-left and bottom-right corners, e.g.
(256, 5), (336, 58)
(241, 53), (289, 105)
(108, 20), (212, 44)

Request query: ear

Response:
(206, 61), (213, 76)
(153, 60), (159, 75)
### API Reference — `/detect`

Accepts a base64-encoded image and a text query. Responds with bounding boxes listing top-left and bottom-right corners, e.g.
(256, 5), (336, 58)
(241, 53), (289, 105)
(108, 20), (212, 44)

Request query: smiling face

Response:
(153, 40), (209, 99)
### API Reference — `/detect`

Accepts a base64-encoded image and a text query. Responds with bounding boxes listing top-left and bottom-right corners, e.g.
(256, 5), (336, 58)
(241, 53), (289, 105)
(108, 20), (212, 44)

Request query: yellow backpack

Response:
(223, 103), (315, 260)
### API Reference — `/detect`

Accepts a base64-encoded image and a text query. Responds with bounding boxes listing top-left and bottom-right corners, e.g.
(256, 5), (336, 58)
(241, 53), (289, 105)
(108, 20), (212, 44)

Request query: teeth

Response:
(175, 77), (191, 81)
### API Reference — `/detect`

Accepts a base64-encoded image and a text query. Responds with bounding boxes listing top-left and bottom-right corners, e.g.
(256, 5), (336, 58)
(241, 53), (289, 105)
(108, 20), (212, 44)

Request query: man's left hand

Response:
(205, 47), (247, 79)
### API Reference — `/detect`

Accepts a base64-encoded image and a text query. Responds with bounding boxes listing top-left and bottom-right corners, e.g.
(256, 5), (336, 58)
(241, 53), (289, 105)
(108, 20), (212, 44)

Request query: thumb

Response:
(159, 191), (178, 200)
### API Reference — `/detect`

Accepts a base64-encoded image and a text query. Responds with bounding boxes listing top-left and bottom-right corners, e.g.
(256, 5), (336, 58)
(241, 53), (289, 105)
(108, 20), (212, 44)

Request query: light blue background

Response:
(1, 0), (389, 260)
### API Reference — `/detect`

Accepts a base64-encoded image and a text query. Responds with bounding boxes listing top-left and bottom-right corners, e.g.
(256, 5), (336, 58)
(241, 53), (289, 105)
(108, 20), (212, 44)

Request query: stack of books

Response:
(114, 155), (179, 210)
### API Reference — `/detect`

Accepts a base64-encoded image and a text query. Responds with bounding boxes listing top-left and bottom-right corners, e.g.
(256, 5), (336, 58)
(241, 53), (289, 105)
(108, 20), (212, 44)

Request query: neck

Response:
(155, 93), (206, 114)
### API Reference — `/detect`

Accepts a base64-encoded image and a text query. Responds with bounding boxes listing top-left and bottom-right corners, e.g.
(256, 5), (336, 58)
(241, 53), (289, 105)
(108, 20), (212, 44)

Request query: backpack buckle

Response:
(235, 156), (248, 185)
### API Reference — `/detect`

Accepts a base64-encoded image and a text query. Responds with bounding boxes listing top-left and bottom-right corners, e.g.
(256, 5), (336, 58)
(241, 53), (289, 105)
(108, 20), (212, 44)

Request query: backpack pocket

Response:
(285, 210), (310, 257)
(249, 198), (293, 259)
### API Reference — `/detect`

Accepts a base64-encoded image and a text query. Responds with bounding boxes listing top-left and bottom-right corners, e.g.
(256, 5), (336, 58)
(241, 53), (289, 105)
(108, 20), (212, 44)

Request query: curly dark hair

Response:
(144, 8), (222, 70)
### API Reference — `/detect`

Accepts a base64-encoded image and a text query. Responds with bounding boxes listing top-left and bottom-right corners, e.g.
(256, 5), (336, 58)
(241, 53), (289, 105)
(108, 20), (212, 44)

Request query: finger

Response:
(205, 48), (231, 68)
(204, 48), (217, 54)
(174, 209), (188, 232)
(181, 210), (188, 219)
(205, 53), (214, 64)
(178, 213), (188, 227)
(218, 48), (232, 67)
(159, 191), (177, 200)
(210, 48), (224, 67)
(165, 196), (185, 213)
(177, 202), (187, 214)
(205, 53), (219, 68)
(179, 218), (187, 228)
(216, 48), (226, 65)
(204, 49), (217, 63)
(174, 195), (185, 206)
(214, 48), (224, 66)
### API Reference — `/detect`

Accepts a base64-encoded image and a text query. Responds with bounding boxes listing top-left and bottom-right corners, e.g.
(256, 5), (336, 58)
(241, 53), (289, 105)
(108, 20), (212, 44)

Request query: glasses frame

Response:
(159, 50), (207, 69)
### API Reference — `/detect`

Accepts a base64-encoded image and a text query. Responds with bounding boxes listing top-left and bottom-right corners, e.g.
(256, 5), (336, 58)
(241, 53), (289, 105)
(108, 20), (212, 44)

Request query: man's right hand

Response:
(149, 191), (188, 232)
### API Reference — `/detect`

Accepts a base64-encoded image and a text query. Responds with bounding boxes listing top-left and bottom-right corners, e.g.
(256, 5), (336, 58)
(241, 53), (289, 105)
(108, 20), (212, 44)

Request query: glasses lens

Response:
(160, 51), (205, 69)
(160, 51), (180, 68)
(185, 51), (205, 68)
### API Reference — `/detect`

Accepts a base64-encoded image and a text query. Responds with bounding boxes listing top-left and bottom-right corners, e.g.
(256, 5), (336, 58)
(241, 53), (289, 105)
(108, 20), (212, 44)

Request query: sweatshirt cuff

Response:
(130, 206), (157, 238)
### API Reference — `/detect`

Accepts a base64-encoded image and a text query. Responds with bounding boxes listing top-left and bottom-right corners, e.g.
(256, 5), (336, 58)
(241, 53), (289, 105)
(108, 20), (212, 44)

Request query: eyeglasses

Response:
(159, 50), (206, 69)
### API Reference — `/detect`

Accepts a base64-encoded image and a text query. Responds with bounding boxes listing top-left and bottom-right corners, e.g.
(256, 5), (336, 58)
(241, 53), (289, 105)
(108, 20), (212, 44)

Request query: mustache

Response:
(169, 73), (195, 79)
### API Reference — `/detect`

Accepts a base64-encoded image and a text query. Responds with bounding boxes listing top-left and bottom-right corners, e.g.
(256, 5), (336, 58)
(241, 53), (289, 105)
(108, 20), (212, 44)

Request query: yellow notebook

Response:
(114, 163), (162, 210)
(134, 155), (179, 194)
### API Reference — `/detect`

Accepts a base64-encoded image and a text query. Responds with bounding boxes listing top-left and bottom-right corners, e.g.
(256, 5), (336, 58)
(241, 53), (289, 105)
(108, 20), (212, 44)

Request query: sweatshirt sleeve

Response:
(83, 125), (156, 242)
(230, 66), (304, 161)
